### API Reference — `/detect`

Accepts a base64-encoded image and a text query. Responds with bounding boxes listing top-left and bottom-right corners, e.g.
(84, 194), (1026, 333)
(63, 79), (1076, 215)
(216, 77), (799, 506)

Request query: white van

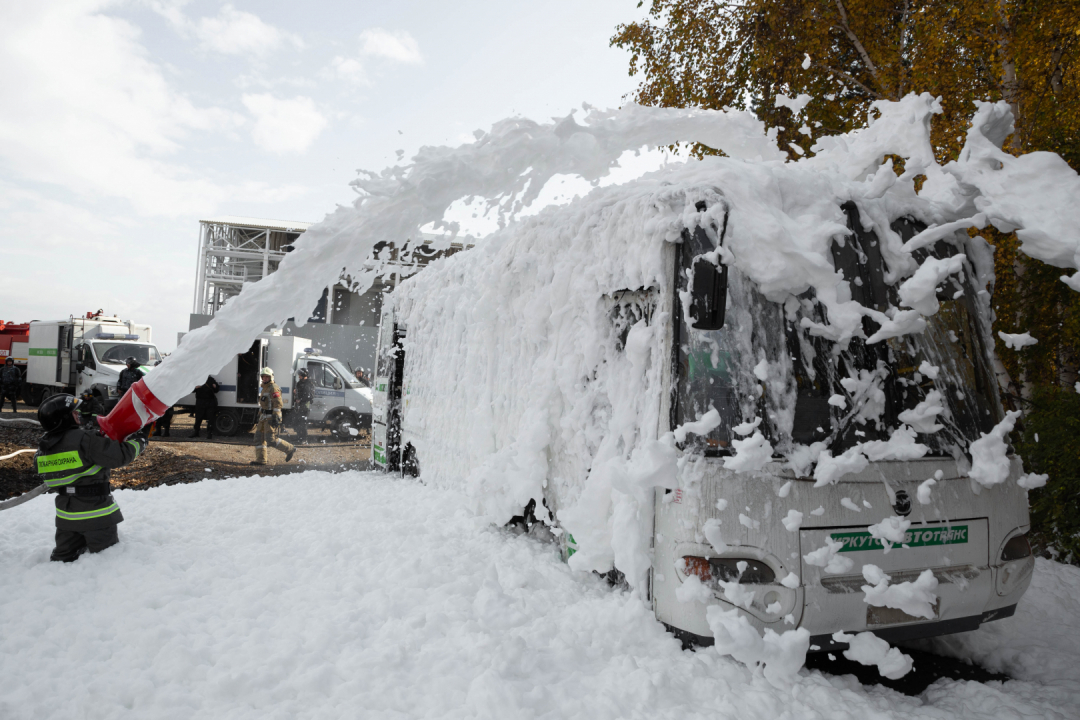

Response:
(370, 171), (1034, 654)
(25, 315), (159, 405)
(175, 331), (372, 437)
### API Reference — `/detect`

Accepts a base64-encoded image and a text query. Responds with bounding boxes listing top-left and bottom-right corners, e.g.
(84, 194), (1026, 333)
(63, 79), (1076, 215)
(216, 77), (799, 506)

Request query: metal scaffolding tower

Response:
(192, 216), (310, 316)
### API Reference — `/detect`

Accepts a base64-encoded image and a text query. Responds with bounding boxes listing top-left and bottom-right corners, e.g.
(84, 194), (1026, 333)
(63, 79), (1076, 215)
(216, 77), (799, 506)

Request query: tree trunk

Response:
(998, 1), (1021, 151)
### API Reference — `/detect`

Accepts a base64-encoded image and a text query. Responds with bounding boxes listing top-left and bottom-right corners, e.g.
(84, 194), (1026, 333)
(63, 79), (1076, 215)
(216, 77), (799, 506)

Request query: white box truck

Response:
(175, 331), (372, 437)
(25, 313), (160, 406)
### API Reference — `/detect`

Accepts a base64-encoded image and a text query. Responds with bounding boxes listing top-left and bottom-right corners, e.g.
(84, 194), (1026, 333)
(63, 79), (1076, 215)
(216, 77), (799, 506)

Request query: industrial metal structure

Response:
(188, 216), (469, 373)
(193, 216), (310, 316)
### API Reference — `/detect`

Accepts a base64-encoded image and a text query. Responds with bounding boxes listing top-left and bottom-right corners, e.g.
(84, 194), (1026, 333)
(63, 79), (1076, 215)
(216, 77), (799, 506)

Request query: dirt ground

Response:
(0, 410), (371, 501)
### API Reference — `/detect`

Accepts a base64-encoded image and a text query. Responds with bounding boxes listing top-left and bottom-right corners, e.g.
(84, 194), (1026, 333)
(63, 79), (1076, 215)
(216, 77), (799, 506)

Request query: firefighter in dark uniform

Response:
(1, 357), (21, 412)
(191, 375), (219, 439)
(116, 356), (144, 395)
(251, 367), (295, 465)
(292, 368), (315, 445)
(154, 405), (175, 437)
(34, 394), (147, 562)
(77, 391), (103, 428)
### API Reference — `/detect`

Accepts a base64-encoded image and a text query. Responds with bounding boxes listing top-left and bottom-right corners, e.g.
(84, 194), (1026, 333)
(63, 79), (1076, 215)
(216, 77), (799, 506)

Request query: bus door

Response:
(236, 338), (269, 405)
(384, 324), (406, 471)
(372, 308), (406, 470)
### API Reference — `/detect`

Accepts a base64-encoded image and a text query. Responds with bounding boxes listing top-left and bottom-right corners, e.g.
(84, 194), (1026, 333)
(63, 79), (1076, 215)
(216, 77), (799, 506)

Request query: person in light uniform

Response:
(251, 367), (295, 465)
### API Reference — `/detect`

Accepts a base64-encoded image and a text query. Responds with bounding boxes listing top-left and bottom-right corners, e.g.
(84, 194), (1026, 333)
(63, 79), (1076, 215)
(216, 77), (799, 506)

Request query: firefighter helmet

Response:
(260, 367), (274, 380)
(38, 394), (82, 432)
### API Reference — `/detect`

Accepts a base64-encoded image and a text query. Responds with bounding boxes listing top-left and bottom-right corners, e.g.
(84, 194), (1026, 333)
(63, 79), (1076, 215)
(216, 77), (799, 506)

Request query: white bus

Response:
(371, 179), (1034, 654)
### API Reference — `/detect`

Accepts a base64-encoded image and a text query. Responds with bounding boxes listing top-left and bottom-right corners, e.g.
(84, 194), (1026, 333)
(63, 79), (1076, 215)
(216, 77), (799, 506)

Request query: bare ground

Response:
(1, 410), (371, 501)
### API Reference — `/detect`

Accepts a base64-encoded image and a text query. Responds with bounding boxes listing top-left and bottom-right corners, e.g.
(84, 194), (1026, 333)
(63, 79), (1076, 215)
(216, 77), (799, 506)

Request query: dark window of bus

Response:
(787, 210), (1002, 458)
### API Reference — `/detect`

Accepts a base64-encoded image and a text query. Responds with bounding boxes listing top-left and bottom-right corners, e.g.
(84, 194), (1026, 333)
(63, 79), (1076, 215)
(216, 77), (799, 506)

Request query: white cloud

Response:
(360, 28), (423, 64)
(327, 55), (367, 85)
(242, 94), (327, 154)
(0, 3), (276, 216)
(194, 4), (303, 58)
(323, 28), (422, 87)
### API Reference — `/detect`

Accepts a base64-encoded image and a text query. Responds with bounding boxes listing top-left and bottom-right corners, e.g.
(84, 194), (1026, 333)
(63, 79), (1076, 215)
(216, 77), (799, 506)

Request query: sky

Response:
(0, 0), (650, 351)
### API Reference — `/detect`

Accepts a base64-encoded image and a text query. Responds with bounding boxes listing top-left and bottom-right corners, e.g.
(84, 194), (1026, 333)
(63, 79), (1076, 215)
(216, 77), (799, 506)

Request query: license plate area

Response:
(867, 599), (940, 627)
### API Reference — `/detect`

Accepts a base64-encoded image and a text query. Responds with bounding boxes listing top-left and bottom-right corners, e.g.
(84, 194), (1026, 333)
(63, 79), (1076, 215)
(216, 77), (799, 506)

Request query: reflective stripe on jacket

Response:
(35, 429), (141, 530)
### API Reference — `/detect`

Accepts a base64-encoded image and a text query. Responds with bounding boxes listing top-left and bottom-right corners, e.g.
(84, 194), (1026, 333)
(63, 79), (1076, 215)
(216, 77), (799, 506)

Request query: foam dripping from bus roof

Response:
(123, 91), (1080, 681)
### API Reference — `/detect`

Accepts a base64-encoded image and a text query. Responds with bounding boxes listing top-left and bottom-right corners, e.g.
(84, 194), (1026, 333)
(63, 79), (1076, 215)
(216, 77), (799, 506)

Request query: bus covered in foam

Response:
(371, 113), (1034, 661)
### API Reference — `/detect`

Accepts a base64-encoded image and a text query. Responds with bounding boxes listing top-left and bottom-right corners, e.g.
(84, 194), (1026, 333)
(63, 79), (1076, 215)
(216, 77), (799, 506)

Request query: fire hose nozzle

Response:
(97, 379), (169, 442)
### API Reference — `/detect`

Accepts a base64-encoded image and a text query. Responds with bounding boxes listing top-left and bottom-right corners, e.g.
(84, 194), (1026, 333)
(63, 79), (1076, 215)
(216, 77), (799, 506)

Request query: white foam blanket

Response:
(131, 94), (1079, 672)
(1, 474), (1078, 719)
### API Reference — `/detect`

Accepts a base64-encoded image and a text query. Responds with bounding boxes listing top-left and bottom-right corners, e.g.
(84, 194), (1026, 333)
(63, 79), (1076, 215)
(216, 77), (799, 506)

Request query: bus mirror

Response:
(333, 377), (343, 390)
(690, 257), (728, 330)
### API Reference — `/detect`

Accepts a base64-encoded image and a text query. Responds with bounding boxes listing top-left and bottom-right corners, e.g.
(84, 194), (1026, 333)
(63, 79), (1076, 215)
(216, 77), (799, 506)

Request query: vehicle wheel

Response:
(38, 386), (54, 404)
(214, 409), (241, 437)
(330, 412), (359, 440)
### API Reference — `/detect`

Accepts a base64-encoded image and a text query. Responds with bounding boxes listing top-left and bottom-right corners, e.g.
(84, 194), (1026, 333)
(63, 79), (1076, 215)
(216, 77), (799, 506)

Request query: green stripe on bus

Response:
(29, 348), (57, 356)
(36, 451), (81, 473)
(56, 503), (119, 521)
(831, 525), (969, 553)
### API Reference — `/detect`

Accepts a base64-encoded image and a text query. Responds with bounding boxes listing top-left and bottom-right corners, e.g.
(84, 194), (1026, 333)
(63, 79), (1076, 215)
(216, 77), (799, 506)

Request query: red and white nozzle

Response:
(96, 379), (169, 441)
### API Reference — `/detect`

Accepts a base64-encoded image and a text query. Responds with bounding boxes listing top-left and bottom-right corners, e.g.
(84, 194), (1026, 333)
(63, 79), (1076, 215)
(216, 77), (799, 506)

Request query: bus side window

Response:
(681, 203), (728, 330)
(607, 288), (657, 351)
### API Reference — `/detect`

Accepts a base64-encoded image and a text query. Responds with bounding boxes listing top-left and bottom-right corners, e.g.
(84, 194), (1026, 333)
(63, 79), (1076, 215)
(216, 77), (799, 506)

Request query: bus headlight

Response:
(996, 532), (1034, 596)
(680, 555), (792, 619)
(1000, 534), (1031, 562)
(682, 556), (777, 585)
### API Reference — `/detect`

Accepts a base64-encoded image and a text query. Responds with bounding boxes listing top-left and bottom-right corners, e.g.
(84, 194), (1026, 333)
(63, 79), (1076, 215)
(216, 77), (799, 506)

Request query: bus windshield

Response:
(674, 208), (1002, 463)
(94, 342), (161, 366)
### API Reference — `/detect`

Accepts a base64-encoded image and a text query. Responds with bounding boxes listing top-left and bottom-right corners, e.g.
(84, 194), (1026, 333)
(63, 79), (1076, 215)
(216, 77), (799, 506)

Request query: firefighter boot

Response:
(250, 446), (268, 465)
(276, 438), (296, 462)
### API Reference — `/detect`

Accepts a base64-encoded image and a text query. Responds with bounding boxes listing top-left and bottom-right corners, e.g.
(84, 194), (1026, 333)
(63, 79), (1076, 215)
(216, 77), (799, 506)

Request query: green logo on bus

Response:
(29, 348), (57, 357)
(831, 525), (969, 552)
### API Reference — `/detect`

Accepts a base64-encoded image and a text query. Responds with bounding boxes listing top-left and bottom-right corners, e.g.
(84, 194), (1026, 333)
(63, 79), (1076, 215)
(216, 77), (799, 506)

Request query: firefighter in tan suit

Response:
(251, 367), (296, 465)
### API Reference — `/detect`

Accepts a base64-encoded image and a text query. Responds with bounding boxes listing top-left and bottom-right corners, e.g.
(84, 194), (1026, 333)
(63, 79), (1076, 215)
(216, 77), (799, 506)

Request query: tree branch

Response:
(821, 64), (886, 100)
(833, 0), (890, 97)
(1050, 42), (1064, 95)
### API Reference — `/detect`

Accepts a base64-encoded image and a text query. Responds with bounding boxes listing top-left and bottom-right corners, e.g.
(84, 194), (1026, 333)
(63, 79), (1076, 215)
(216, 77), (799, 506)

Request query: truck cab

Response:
(25, 314), (159, 406)
(294, 351), (374, 437)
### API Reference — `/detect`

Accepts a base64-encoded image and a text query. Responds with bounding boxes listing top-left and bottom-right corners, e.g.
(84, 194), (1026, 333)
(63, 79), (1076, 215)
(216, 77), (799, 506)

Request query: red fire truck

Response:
(0, 321), (30, 403)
